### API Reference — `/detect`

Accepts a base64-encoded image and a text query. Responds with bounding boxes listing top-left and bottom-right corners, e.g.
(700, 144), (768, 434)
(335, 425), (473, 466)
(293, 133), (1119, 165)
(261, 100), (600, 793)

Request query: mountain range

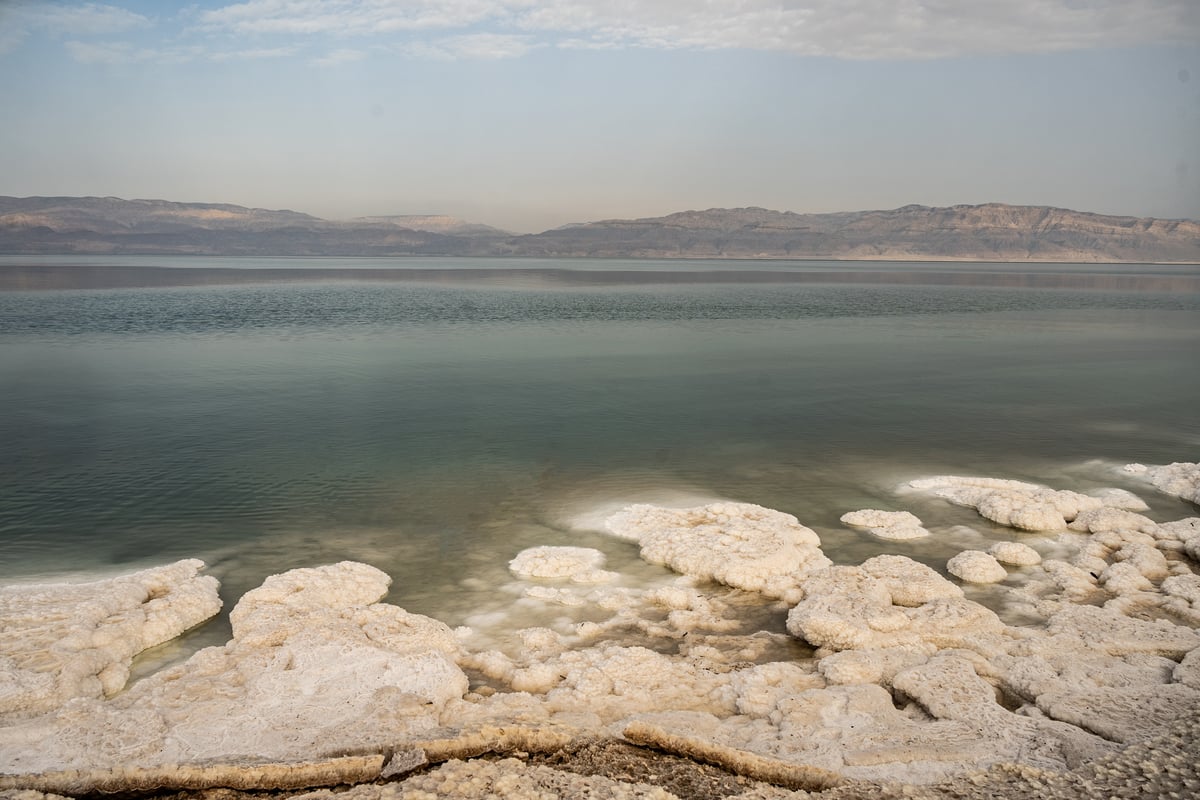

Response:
(1, 196), (1197, 263)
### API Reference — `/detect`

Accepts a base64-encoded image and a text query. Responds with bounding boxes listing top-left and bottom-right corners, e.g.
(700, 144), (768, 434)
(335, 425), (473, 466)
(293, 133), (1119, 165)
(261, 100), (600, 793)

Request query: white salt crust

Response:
(508, 546), (617, 584)
(1124, 461), (1200, 504)
(605, 502), (831, 603)
(907, 476), (1149, 532)
(2, 469), (1199, 795)
(840, 509), (931, 540)
(0, 560), (221, 723)
(989, 541), (1042, 567)
(947, 550), (1008, 584)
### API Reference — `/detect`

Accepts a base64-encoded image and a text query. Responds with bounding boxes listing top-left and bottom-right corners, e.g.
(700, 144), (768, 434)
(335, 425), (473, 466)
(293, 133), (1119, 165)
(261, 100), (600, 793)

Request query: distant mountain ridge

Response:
(1, 196), (1197, 262)
(504, 204), (1200, 262)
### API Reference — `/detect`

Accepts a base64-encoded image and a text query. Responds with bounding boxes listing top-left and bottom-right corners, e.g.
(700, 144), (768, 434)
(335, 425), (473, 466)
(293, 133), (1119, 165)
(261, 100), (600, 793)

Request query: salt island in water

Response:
(1, 461), (1199, 799)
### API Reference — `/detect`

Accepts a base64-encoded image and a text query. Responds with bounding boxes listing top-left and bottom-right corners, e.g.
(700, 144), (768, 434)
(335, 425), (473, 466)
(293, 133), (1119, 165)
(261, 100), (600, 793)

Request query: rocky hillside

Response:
(501, 204), (1200, 262)
(1, 197), (1196, 262)
(0, 196), (481, 256)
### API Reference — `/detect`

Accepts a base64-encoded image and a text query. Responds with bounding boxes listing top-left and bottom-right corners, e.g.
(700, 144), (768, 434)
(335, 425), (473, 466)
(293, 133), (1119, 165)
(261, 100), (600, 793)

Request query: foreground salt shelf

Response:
(1, 468), (1198, 798)
(0, 560), (221, 723)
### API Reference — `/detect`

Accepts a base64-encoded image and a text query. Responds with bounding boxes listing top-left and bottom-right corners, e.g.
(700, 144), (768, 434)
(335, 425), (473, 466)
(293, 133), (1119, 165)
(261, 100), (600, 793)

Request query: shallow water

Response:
(1, 260), (1198, 655)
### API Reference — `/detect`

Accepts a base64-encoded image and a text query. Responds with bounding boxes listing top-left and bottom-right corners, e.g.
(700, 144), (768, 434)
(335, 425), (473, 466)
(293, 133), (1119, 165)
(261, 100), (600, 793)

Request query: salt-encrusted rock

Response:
(1088, 487), (1149, 511)
(946, 551), (1007, 584)
(1153, 517), (1200, 555)
(817, 645), (936, 686)
(839, 509), (930, 540)
(989, 541), (1041, 567)
(0, 560), (221, 723)
(908, 476), (1143, 532)
(786, 562), (1005, 653)
(0, 755), (384, 795)
(1160, 575), (1200, 625)
(1109, 542), (1169, 580)
(504, 642), (737, 720)
(892, 656), (1115, 769)
(1124, 461), (1200, 504)
(623, 719), (844, 791)
(605, 502), (831, 602)
(1035, 683), (1200, 744)
(1175, 648), (1200, 688)
(730, 662), (826, 717)
(300, 756), (684, 800)
(996, 634), (1178, 703)
(1067, 507), (1158, 535)
(0, 562), (469, 777)
(1036, 559), (1106, 603)
(1042, 603), (1200, 659)
(977, 492), (1071, 531)
(860, 555), (963, 607)
(509, 546), (616, 584)
(1098, 561), (1155, 595)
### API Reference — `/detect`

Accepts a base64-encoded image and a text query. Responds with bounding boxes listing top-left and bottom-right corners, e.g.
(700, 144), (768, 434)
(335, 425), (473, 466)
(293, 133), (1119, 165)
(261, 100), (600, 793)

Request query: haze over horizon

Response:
(2, 1), (1198, 233)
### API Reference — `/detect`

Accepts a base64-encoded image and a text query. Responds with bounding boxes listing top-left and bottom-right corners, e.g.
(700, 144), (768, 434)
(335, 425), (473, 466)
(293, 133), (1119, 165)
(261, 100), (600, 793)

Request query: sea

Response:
(2, 255), (1198, 660)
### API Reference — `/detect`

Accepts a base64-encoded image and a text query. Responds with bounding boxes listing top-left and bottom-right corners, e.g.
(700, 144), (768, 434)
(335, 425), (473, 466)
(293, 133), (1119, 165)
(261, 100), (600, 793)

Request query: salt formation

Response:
(907, 476), (1148, 531)
(0, 560), (220, 723)
(840, 509), (930, 540)
(946, 550), (1008, 583)
(0, 562), (467, 783)
(604, 502), (831, 602)
(294, 757), (686, 800)
(785, 556), (1001, 655)
(508, 546), (617, 584)
(1124, 461), (1200, 504)
(3, 466), (1200, 796)
(989, 541), (1042, 566)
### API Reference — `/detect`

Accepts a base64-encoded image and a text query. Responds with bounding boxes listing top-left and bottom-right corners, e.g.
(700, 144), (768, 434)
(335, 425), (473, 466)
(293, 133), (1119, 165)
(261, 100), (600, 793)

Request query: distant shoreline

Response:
(2, 262), (1199, 293)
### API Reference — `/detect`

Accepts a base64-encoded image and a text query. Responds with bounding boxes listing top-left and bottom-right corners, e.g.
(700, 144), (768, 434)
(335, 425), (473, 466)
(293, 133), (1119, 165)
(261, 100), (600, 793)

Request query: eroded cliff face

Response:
(1, 197), (1197, 261)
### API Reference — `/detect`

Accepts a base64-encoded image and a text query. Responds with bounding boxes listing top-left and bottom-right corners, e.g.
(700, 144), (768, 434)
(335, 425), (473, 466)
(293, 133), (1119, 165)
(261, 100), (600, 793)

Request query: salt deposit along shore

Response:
(1, 463), (1199, 800)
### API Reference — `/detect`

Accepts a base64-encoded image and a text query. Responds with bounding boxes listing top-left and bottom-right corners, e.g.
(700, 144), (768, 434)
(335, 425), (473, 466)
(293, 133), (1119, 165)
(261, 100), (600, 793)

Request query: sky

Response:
(1, 1), (1198, 232)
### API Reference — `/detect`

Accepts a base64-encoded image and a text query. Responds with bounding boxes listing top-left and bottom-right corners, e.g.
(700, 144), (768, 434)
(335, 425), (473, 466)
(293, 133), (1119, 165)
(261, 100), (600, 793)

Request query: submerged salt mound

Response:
(0, 560), (220, 723)
(840, 509), (930, 540)
(605, 502), (831, 602)
(0, 562), (469, 775)
(907, 476), (1147, 532)
(509, 546), (616, 584)
(1124, 462), (1200, 505)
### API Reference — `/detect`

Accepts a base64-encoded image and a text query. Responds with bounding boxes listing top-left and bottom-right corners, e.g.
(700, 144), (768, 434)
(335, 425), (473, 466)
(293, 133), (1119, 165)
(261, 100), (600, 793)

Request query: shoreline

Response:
(2, 263), (1199, 293)
(2, 463), (1198, 798)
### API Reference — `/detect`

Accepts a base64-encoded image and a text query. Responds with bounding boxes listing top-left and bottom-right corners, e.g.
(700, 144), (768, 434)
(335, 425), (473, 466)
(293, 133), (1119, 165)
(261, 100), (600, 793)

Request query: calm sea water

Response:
(2, 258), (1198, 654)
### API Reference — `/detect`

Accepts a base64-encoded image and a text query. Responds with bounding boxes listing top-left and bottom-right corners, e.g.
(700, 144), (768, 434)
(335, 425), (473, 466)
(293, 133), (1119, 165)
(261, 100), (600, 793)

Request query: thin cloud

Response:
(436, 33), (535, 59)
(65, 39), (296, 64)
(64, 39), (138, 63)
(197, 0), (509, 36)
(191, 1), (1200, 59)
(210, 45), (301, 61)
(0, 1), (151, 53)
(311, 47), (367, 66)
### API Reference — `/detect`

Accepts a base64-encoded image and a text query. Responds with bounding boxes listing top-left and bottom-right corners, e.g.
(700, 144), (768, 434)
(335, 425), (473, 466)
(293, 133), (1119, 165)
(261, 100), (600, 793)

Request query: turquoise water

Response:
(1, 261), (1198, 647)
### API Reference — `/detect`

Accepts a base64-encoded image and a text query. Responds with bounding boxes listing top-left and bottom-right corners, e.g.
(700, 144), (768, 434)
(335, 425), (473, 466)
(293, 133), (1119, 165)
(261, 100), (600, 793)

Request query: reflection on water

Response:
(1, 262), (1198, 659)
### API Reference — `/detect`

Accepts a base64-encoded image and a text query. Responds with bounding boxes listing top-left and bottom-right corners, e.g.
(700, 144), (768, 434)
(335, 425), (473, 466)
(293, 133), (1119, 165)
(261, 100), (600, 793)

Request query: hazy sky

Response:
(1, 1), (1198, 232)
